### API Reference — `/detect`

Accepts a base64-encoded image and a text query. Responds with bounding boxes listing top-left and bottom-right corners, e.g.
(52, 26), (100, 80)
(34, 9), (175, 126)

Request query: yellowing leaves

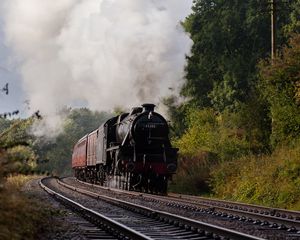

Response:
(211, 144), (300, 209)
(174, 108), (248, 160)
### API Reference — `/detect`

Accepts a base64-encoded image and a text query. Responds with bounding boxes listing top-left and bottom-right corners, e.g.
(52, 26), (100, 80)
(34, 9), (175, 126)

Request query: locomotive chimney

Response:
(142, 103), (155, 112)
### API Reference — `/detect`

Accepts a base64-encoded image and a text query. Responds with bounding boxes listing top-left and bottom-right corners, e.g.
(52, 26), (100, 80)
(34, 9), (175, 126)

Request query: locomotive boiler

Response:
(72, 104), (178, 194)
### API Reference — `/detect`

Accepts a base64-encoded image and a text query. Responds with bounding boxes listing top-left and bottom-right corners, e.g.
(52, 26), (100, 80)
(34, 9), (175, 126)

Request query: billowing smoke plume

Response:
(1, 0), (192, 137)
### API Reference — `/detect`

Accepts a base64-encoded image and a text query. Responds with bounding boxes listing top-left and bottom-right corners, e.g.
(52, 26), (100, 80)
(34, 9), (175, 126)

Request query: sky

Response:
(0, 0), (193, 136)
(0, 19), (26, 116)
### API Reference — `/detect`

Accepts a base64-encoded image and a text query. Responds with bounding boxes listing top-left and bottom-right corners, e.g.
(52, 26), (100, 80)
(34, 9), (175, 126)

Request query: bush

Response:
(169, 152), (217, 194)
(259, 34), (300, 147)
(171, 108), (250, 194)
(0, 175), (49, 240)
(6, 146), (37, 174)
(211, 143), (300, 209)
(174, 108), (249, 159)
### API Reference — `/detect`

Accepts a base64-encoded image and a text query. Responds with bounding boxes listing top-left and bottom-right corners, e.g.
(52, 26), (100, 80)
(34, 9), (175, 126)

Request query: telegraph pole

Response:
(271, 0), (276, 60)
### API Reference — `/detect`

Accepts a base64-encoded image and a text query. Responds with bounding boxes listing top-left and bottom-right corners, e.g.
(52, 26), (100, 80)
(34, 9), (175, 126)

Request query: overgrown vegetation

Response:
(169, 0), (300, 209)
(0, 149), (46, 240)
(259, 34), (300, 147)
(0, 108), (111, 176)
(0, 108), (111, 238)
(34, 108), (111, 175)
(0, 176), (46, 240)
(211, 143), (300, 209)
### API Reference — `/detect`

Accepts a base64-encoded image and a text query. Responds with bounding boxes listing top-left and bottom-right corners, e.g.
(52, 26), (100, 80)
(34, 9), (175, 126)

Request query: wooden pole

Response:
(271, 0), (276, 60)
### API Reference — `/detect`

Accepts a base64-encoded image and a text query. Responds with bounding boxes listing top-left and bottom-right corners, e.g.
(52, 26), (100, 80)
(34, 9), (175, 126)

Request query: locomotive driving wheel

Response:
(152, 175), (168, 194)
(97, 164), (105, 186)
(160, 176), (168, 194)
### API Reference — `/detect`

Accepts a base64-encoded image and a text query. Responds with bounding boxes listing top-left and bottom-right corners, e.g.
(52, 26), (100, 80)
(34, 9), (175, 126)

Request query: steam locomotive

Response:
(71, 104), (178, 194)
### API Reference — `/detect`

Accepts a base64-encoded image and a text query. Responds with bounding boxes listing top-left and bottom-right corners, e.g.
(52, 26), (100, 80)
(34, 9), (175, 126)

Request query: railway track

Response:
(168, 193), (300, 231)
(66, 177), (300, 239)
(41, 177), (263, 240)
(40, 177), (149, 240)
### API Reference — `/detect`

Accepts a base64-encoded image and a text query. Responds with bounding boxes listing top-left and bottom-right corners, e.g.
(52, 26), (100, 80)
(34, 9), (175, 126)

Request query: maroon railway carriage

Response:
(72, 104), (178, 194)
(72, 135), (87, 178)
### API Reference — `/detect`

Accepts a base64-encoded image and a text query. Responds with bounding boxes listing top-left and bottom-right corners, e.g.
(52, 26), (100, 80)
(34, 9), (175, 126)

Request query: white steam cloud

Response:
(1, 0), (192, 137)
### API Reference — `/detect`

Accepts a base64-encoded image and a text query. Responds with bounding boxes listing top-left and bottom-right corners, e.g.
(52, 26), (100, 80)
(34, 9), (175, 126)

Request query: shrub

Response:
(259, 34), (300, 147)
(169, 151), (217, 194)
(0, 175), (49, 240)
(171, 108), (250, 194)
(211, 143), (300, 209)
(174, 108), (249, 159)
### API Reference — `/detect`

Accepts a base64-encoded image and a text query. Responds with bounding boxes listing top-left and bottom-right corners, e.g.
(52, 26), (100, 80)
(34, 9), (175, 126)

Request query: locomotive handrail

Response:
(106, 145), (120, 151)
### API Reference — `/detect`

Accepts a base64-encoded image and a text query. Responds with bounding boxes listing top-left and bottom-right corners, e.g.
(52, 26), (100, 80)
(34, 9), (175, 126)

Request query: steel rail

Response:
(145, 193), (300, 230)
(170, 193), (300, 218)
(167, 193), (300, 230)
(74, 178), (300, 230)
(39, 177), (152, 240)
(58, 178), (265, 240)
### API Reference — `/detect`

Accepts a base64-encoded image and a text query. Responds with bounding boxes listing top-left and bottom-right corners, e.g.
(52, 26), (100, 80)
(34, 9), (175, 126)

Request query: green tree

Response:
(0, 118), (12, 133)
(182, 0), (291, 112)
(284, 0), (300, 36)
(259, 34), (300, 146)
(162, 96), (191, 137)
(0, 118), (35, 148)
(0, 117), (37, 177)
(35, 108), (111, 175)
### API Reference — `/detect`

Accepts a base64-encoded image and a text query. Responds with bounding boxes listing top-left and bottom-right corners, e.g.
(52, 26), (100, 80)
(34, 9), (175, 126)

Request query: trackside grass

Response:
(0, 175), (51, 240)
(211, 144), (300, 210)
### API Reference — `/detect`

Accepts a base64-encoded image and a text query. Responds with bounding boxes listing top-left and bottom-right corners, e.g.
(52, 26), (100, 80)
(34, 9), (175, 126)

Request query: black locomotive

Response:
(72, 104), (178, 194)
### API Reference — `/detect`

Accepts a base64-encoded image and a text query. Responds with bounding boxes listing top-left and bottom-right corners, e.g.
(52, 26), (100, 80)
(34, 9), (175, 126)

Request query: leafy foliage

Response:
(0, 108), (111, 177)
(211, 143), (300, 209)
(162, 96), (192, 136)
(0, 175), (53, 240)
(0, 150), (12, 189)
(0, 118), (37, 179)
(174, 107), (267, 160)
(284, 0), (300, 36)
(171, 108), (251, 193)
(0, 118), (34, 148)
(259, 34), (300, 146)
(169, 0), (300, 201)
(7, 146), (36, 174)
(181, 0), (291, 111)
(169, 152), (216, 194)
(0, 118), (12, 133)
(35, 108), (111, 175)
